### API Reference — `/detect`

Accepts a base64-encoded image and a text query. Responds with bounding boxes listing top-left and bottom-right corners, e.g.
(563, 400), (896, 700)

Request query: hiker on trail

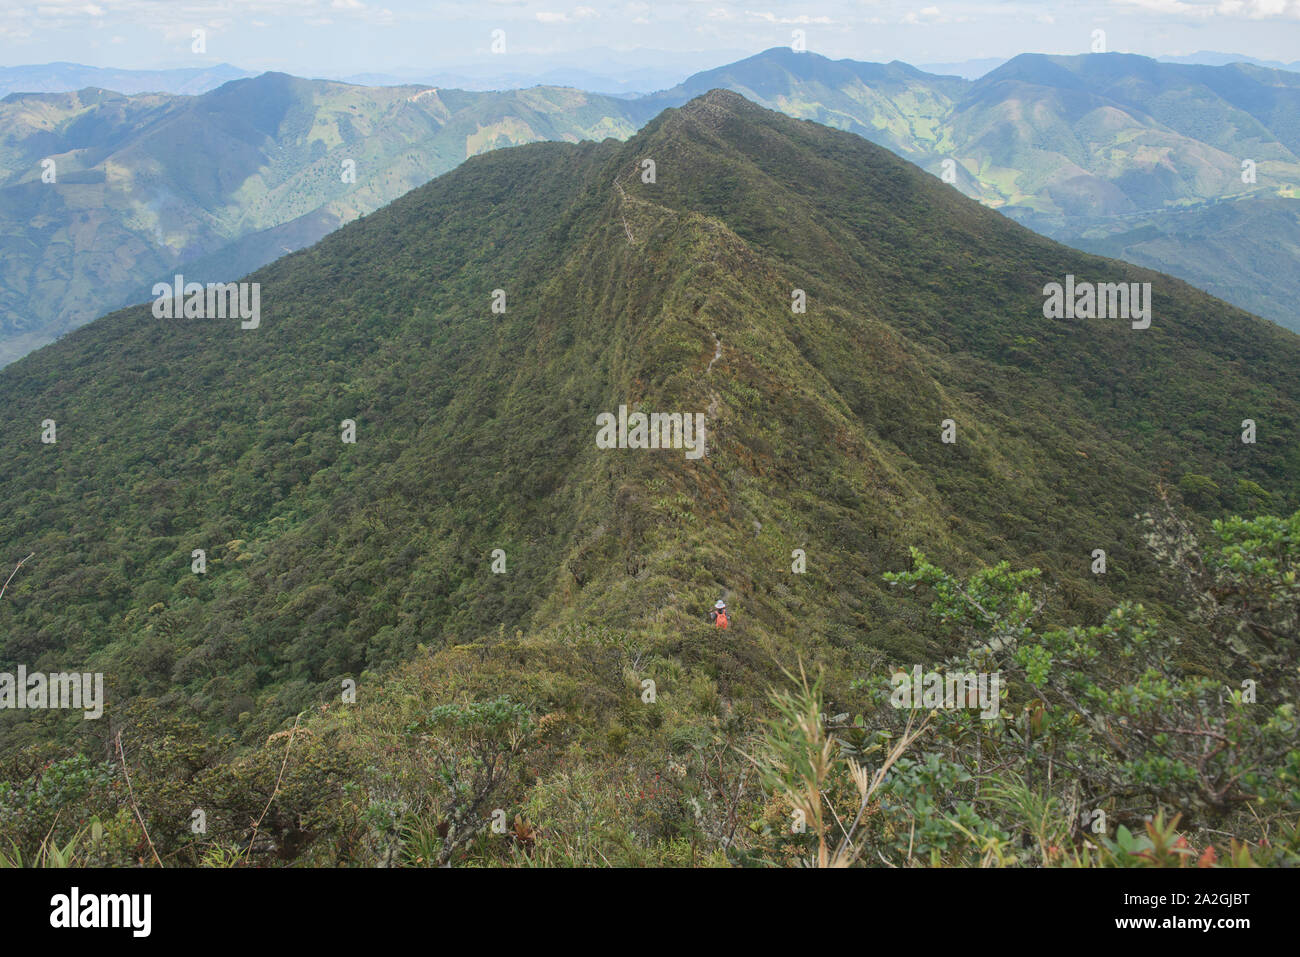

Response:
(708, 600), (729, 629)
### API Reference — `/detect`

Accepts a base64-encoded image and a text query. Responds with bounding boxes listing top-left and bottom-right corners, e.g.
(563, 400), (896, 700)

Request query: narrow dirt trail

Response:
(706, 333), (723, 374)
(613, 179), (635, 244)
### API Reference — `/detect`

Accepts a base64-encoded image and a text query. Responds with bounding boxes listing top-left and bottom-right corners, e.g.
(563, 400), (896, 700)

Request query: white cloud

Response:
(745, 10), (834, 24)
(902, 6), (945, 23)
(536, 5), (599, 21)
(1112, 0), (1217, 16)
(1217, 0), (1298, 16)
(1113, 0), (1299, 17)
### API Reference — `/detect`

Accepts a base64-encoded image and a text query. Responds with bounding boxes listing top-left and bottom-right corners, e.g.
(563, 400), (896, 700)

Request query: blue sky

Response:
(1, 0), (1298, 79)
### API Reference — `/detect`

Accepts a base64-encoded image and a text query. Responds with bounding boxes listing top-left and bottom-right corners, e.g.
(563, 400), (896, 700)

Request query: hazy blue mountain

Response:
(1158, 51), (1300, 72)
(917, 57), (1008, 79)
(0, 61), (255, 97)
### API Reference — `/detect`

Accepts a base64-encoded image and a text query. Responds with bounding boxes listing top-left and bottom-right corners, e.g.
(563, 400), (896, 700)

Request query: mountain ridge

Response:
(2, 89), (1298, 868)
(4, 88), (1296, 733)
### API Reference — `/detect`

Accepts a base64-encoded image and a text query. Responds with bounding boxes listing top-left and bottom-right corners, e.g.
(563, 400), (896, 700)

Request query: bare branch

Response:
(0, 552), (35, 602)
(115, 730), (164, 868)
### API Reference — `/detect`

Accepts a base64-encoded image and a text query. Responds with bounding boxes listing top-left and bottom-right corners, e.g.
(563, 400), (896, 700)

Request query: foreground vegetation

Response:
(3, 505), (1294, 867)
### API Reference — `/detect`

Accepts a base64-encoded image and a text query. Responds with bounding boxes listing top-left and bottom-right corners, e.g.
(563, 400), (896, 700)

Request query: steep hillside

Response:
(958, 53), (1300, 223)
(2, 90), (1297, 867)
(0, 75), (654, 364)
(648, 50), (1300, 330)
(3, 88), (1298, 741)
(1069, 192), (1300, 321)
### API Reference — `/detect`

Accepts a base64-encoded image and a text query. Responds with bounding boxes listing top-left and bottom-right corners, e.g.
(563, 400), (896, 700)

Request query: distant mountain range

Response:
(339, 48), (749, 95)
(0, 62), (256, 97)
(921, 51), (1300, 79)
(2, 48), (1298, 364)
(1158, 51), (1300, 72)
(3, 48), (1295, 99)
(0, 78), (660, 364)
(0, 48), (748, 99)
(917, 58), (1009, 79)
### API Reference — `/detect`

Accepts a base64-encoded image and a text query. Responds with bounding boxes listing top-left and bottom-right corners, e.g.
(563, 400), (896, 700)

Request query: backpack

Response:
(715, 609), (729, 629)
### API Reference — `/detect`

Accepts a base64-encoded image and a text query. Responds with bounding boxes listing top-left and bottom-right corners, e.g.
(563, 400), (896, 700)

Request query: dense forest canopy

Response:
(1, 91), (1296, 867)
